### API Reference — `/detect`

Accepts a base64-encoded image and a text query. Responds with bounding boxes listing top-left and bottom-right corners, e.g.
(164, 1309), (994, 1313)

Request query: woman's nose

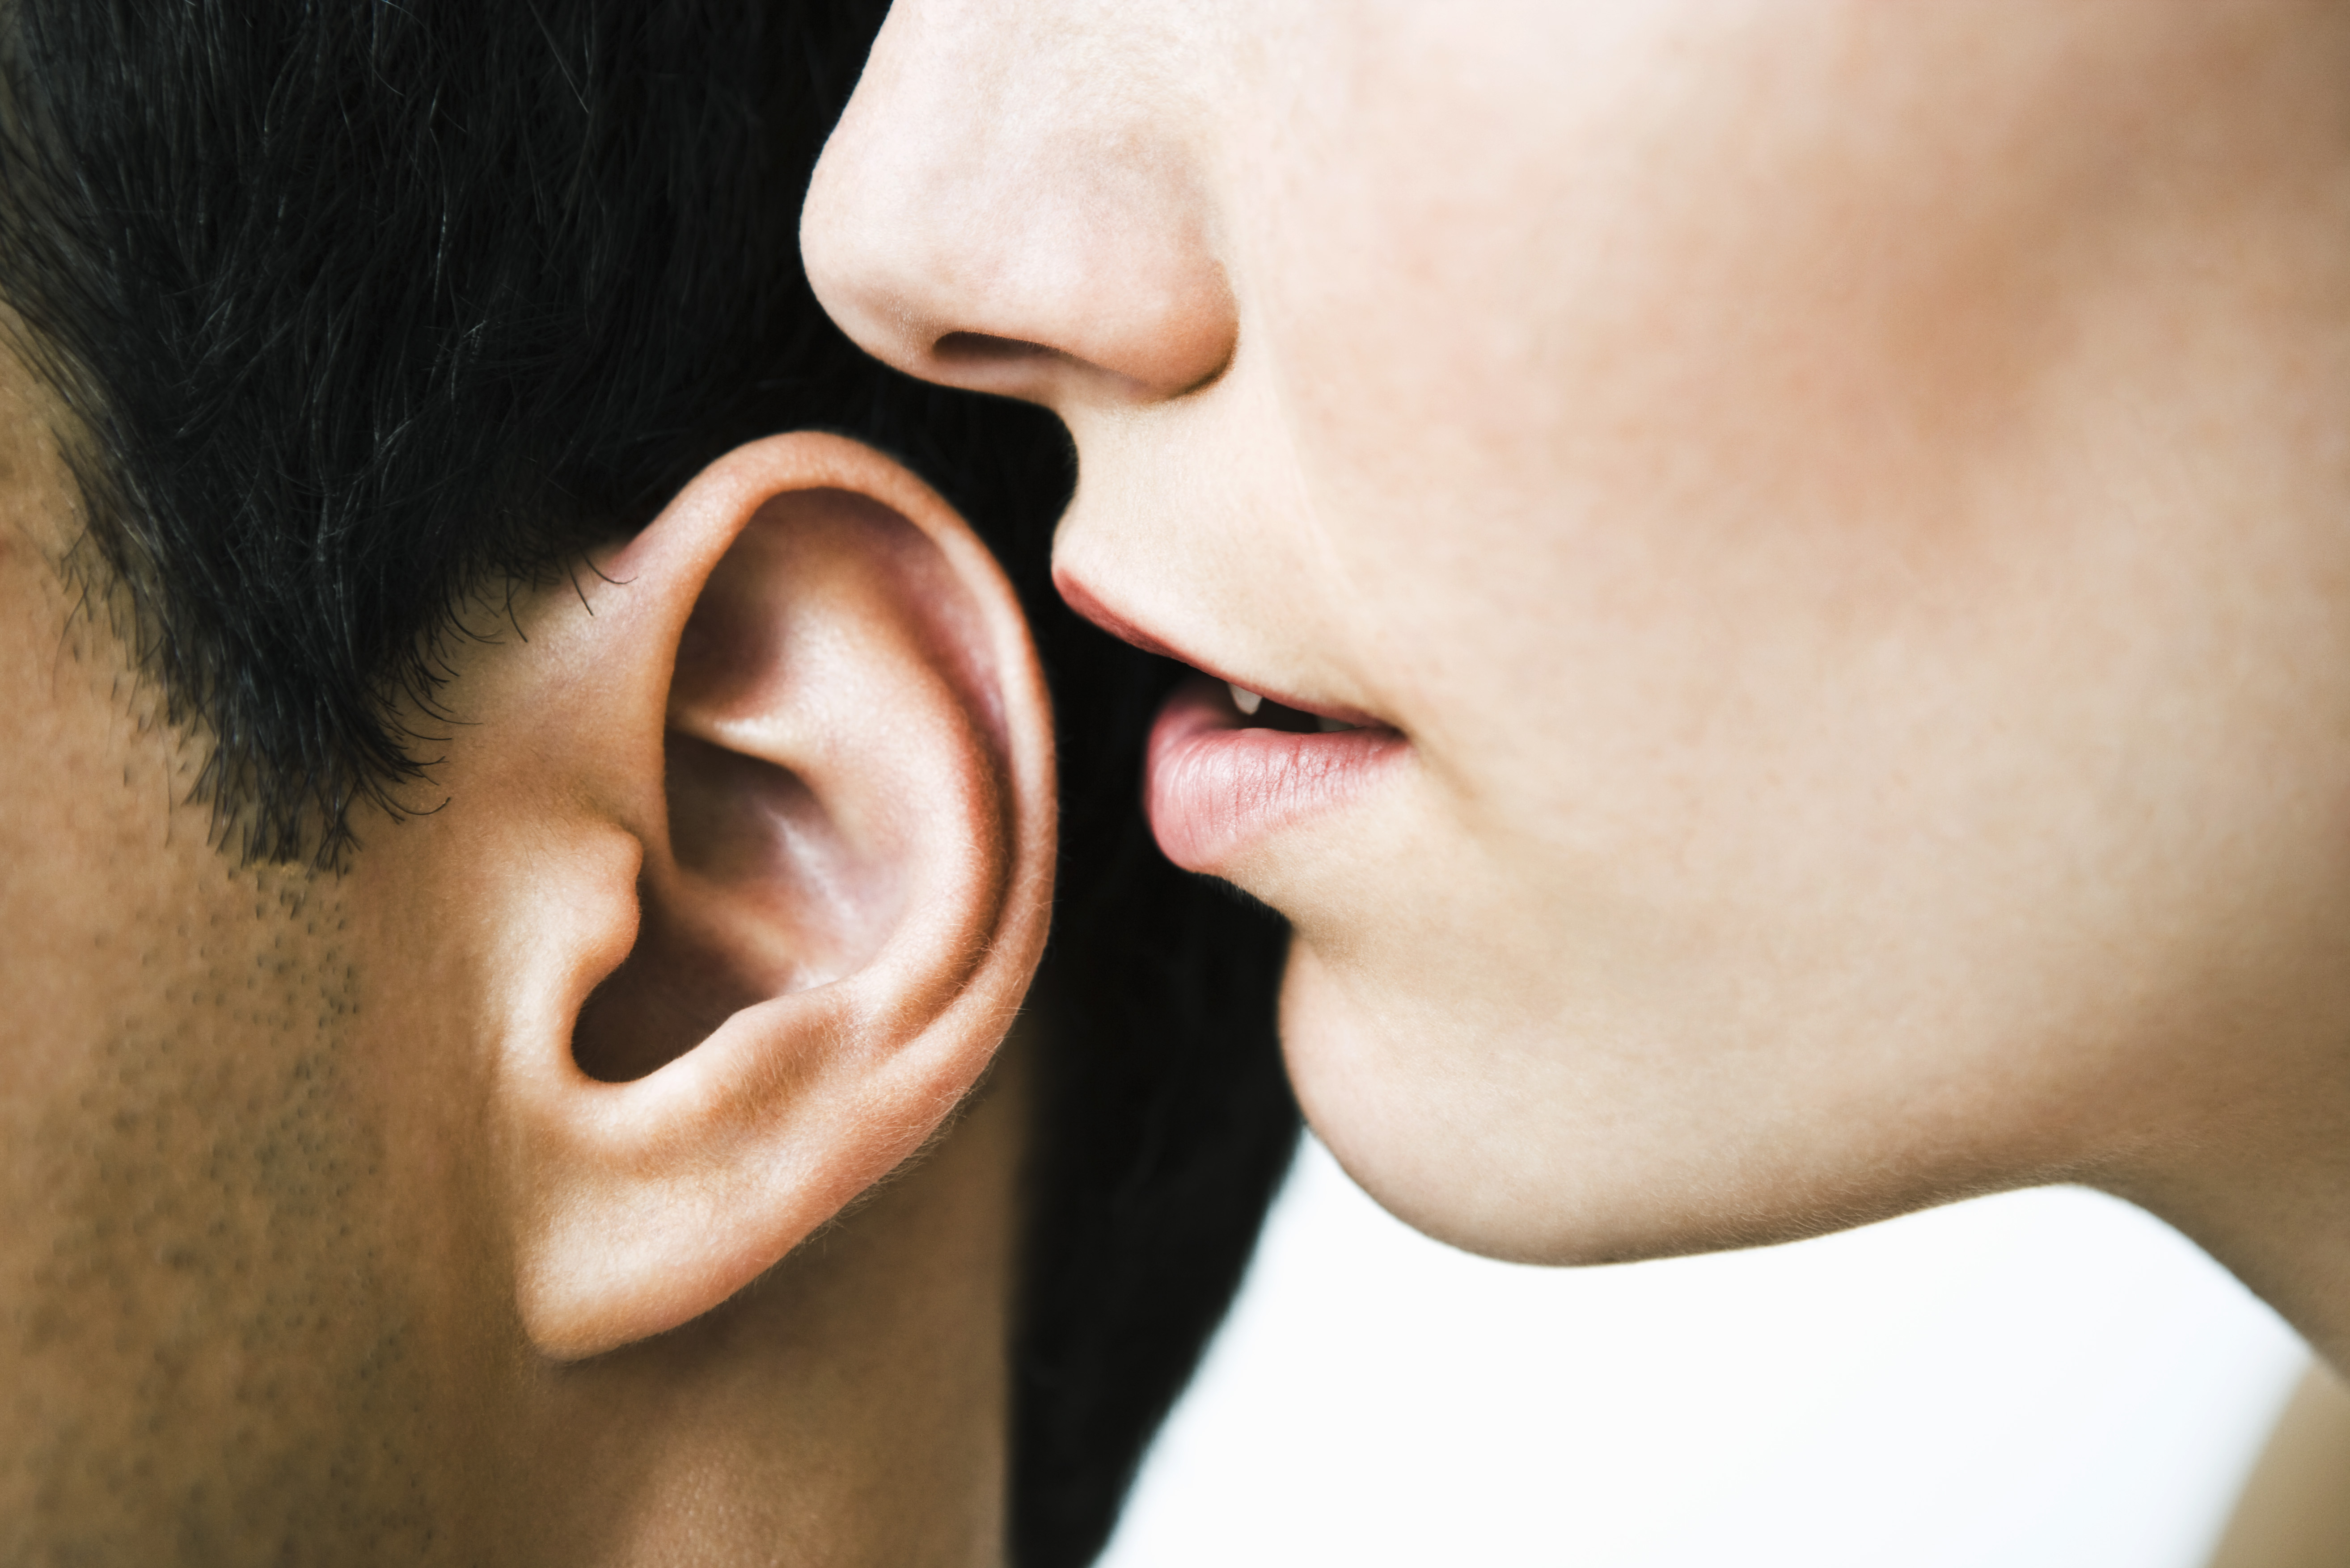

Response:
(802, 0), (1238, 408)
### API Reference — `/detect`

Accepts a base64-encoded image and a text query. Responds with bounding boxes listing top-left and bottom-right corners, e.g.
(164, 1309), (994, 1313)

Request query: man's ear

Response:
(432, 432), (1054, 1361)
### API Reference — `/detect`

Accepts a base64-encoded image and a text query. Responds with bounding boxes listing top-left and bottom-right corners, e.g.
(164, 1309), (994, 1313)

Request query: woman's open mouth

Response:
(1144, 674), (1408, 872)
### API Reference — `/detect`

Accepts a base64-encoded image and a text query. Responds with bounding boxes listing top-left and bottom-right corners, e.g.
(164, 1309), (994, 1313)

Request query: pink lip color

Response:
(1145, 675), (1407, 872)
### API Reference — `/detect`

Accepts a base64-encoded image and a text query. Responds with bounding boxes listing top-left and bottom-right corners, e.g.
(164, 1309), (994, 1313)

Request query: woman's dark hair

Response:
(0, 2), (1297, 1563)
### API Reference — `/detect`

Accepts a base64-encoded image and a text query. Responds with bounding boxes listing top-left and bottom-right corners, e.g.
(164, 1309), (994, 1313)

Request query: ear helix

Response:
(498, 434), (1054, 1360)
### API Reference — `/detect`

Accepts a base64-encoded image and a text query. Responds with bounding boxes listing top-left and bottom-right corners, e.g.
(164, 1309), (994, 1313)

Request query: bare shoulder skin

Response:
(2208, 1366), (2350, 1568)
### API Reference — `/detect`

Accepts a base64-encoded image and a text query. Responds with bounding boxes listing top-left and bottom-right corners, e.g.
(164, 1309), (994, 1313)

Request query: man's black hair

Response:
(0, 3), (1297, 1564)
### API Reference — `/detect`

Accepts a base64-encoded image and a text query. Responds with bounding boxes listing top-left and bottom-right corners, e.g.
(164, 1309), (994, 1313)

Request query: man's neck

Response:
(468, 1037), (1031, 1566)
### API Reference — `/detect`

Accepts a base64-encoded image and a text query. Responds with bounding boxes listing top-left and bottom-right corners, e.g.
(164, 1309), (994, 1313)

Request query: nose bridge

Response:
(803, 0), (1237, 405)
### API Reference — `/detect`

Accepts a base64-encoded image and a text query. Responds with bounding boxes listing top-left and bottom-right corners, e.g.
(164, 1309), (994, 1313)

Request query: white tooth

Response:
(1228, 682), (1264, 717)
(1315, 714), (1360, 733)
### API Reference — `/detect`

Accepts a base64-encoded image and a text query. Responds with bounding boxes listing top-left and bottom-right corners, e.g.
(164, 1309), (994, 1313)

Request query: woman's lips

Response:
(1145, 674), (1407, 872)
(1053, 569), (1406, 866)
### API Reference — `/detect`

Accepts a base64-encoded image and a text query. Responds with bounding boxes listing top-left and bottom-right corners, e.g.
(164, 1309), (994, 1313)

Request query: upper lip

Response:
(1054, 567), (1390, 732)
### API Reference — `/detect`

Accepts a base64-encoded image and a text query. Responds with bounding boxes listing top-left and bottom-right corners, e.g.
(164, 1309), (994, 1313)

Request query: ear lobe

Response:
(491, 433), (1053, 1361)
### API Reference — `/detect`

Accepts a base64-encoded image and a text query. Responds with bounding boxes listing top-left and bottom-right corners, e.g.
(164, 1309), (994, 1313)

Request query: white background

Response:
(1099, 1135), (2306, 1568)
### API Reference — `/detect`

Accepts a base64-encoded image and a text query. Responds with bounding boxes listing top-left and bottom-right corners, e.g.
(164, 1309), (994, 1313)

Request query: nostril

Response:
(933, 331), (1059, 364)
(932, 325), (1222, 404)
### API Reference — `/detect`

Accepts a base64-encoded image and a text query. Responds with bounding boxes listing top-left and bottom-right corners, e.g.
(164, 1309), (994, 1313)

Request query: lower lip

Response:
(1145, 676), (1408, 872)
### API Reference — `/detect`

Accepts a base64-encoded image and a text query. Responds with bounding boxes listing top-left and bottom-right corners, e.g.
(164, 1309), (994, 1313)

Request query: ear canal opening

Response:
(570, 898), (748, 1083)
(569, 730), (904, 1083)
